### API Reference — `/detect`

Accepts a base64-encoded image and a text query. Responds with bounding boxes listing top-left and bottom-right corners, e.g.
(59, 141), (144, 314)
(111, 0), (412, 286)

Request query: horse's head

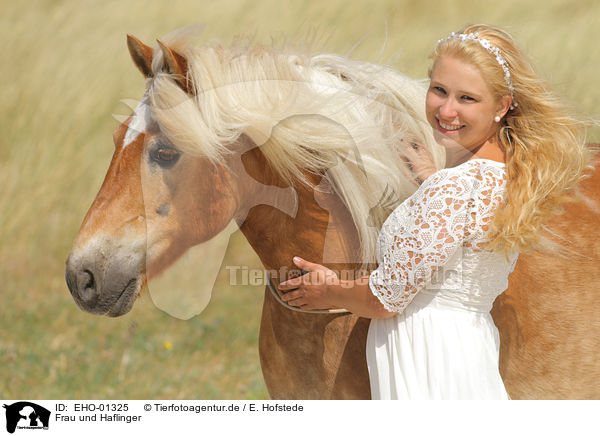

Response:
(66, 31), (442, 317)
(65, 35), (241, 317)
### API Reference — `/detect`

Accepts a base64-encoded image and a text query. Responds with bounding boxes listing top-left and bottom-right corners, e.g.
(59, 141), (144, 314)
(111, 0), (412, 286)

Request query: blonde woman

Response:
(278, 24), (591, 399)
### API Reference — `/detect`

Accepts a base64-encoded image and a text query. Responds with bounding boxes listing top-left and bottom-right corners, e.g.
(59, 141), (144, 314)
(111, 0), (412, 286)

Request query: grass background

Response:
(1, 0), (599, 399)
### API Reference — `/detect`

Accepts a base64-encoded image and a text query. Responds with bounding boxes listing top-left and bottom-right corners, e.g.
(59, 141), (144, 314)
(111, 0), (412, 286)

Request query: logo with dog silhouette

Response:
(3, 402), (50, 433)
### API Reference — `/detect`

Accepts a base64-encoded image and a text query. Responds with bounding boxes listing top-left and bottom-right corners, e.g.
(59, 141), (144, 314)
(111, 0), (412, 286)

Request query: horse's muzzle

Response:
(65, 247), (143, 317)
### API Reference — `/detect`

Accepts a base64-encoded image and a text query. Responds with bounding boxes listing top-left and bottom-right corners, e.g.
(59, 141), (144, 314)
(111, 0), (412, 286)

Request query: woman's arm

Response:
(280, 164), (481, 320)
(278, 257), (396, 319)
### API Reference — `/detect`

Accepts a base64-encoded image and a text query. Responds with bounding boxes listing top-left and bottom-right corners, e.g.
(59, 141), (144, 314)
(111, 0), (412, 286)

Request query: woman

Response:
(278, 24), (590, 399)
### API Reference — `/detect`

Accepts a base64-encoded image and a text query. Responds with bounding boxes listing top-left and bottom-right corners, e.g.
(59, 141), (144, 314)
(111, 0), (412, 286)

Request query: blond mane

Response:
(147, 27), (444, 265)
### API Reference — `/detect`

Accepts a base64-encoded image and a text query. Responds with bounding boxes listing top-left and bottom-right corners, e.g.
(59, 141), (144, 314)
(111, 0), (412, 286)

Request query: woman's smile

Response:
(436, 118), (465, 132)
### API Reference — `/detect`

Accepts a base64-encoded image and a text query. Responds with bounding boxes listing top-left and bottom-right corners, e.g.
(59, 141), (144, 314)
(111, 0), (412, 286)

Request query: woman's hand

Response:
(403, 140), (437, 184)
(278, 257), (396, 318)
(278, 257), (340, 310)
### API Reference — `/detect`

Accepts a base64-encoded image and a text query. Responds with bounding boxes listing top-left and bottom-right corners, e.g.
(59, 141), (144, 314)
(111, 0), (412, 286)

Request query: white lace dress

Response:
(367, 159), (518, 400)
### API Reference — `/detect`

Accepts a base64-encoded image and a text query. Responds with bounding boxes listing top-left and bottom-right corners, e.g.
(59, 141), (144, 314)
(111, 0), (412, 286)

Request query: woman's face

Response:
(426, 55), (508, 154)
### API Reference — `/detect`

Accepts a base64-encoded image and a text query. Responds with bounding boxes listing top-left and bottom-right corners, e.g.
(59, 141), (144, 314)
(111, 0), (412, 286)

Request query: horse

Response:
(65, 28), (600, 399)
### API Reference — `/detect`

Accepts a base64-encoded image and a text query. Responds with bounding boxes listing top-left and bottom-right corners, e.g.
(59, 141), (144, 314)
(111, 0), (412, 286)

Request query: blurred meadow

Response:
(1, 0), (599, 399)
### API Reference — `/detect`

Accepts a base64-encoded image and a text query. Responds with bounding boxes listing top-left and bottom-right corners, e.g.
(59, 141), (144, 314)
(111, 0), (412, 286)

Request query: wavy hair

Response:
(431, 23), (594, 254)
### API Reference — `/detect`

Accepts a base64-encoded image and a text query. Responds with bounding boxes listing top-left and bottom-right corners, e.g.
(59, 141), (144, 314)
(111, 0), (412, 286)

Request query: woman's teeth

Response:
(439, 120), (462, 131)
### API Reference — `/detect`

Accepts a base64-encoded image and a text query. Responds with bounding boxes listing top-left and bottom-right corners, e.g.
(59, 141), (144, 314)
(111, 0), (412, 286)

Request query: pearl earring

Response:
(494, 115), (501, 122)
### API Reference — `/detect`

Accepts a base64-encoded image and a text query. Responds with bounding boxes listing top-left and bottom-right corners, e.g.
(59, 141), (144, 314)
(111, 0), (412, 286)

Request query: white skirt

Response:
(366, 293), (509, 400)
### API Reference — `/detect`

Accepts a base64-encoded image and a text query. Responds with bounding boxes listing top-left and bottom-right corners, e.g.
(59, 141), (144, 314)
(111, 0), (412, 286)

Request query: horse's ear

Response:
(127, 34), (154, 78)
(157, 39), (192, 93)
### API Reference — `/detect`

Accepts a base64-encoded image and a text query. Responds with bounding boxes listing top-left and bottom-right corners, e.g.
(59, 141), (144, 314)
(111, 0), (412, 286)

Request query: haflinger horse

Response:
(66, 27), (600, 399)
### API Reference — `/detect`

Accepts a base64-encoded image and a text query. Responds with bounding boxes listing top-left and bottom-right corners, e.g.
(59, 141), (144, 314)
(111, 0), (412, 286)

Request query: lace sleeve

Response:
(368, 170), (479, 313)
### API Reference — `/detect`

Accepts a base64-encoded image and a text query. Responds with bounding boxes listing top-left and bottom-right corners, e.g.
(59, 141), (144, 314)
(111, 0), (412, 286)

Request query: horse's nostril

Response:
(83, 269), (95, 290)
(79, 269), (97, 302)
(65, 259), (100, 306)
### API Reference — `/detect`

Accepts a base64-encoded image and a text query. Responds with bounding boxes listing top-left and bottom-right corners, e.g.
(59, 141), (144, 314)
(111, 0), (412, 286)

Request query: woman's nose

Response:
(439, 98), (458, 119)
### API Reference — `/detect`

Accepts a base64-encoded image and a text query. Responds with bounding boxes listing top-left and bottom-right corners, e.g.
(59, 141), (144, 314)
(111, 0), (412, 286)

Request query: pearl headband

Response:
(437, 32), (518, 109)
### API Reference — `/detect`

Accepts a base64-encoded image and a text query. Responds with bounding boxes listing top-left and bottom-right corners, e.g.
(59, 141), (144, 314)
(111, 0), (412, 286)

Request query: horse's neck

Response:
(235, 148), (362, 283)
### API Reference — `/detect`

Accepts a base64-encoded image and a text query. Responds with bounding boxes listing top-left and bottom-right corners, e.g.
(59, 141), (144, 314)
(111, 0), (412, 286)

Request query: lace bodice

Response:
(369, 159), (518, 314)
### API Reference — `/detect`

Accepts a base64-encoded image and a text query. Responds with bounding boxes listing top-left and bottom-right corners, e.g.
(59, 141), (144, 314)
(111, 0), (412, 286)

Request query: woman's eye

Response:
(432, 86), (446, 94)
(150, 146), (181, 168)
(461, 95), (476, 102)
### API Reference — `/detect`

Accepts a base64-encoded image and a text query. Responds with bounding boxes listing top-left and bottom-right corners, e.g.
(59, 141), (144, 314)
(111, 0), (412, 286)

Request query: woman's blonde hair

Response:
(430, 23), (593, 254)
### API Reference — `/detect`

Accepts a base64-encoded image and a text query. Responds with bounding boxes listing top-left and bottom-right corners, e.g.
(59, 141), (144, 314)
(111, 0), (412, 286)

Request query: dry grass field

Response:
(1, 0), (599, 399)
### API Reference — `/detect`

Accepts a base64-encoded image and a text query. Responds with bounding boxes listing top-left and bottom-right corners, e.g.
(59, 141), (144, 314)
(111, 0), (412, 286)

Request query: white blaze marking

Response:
(123, 95), (152, 148)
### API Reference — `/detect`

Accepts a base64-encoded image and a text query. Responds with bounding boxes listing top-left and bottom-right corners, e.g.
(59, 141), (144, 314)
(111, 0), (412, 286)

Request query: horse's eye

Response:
(150, 146), (181, 168)
(156, 148), (179, 161)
